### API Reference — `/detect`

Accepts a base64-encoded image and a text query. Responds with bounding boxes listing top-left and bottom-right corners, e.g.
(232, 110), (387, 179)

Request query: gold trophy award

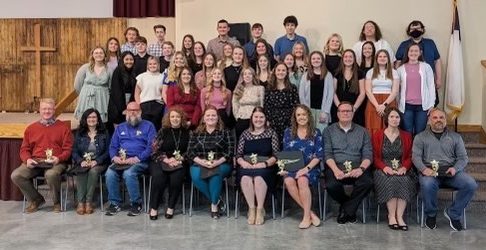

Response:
(173, 150), (182, 161)
(431, 160), (439, 177)
(276, 158), (300, 174)
(45, 148), (54, 163)
(83, 152), (94, 164)
(207, 151), (215, 164)
(119, 148), (127, 161)
(250, 153), (258, 165)
(391, 158), (400, 171)
(344, 161), (353, 174)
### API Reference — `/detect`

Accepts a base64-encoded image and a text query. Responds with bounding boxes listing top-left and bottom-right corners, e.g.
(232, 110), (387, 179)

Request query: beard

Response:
(126, 115), (142, 127)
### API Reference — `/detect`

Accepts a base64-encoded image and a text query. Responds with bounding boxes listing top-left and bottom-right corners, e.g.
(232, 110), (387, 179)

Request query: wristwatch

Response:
(264, 161), (269, 167)
(306, 166), (311, 170)
(359, 166), (367, 172)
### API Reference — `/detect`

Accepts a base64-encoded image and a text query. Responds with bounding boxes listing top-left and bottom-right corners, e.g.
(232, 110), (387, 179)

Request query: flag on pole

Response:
(445, 0), (465, 121)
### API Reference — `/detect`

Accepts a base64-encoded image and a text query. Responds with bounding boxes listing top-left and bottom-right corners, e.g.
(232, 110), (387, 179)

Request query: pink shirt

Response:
(404, 63), (422, 105)
(200, 86), (232, 114)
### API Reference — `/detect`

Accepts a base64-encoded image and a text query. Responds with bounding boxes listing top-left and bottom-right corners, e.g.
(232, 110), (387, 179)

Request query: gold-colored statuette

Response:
(173, 150), (182, 161)
(431, 160), (439, 177)
(207, 151), (215, 164)
(344, 160), (353, 174)
(250, 153), (258, 165)
(45, 148), (54, 163)
(119, 148), (127, 161)
(83, 152), (94, 164)
(276, 158), (300, 174)
(391, 158), (400, 171)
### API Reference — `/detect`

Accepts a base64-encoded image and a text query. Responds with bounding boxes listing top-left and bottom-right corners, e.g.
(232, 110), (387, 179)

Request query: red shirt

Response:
(372, 129), (413, 170)
(166, 85), (202, 126)
(19, 120), (73, 162)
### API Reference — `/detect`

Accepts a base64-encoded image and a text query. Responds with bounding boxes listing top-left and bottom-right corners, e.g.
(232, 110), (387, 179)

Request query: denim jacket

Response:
(72, 130), (111, 165)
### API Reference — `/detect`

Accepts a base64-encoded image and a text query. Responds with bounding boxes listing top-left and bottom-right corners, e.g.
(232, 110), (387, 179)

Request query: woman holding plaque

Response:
(280, 104), (323, 229)
(372, 107), (416, 231)
(236, 107), (279, 225)
(72, 108), (110, 215)
(187, 106), (235, 219)
(149, 107), (191, 220)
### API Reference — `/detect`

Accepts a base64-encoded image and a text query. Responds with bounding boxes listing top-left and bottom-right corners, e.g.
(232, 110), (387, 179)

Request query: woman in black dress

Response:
(236, 107), (279, 225)
(149, 107), (190, 220)
(107, 51), (136, 133)
(331, 49), (366, 126)
(264, 63), (299, 144)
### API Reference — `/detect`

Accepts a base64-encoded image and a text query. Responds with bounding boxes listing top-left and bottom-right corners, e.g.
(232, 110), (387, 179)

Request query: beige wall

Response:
(176, 0), (486, 125)
(128, 18), (176, 45)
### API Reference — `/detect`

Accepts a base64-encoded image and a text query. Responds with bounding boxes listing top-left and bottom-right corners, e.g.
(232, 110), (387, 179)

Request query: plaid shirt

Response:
(187, 129), (235, 162)
(121, 42), (137, 55)
(148, 41), (163, 57)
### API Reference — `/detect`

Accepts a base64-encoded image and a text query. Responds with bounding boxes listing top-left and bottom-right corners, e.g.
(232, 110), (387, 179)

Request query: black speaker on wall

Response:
(228, 23), (251, 45)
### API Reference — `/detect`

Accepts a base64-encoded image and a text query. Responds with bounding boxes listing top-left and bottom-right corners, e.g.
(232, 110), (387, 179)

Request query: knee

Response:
(297, 177), (309, 188)
(254, 176), (266, 186)
(420, 177), (438, 192)
(464, 178), (478, 192)
(189, 166), (200, 181)
(284, 177), (296, 188)
(10, 169), (22, 183)
(44, 170), (60, 181)
(105, 168), (117, 181)
(122, 168), (137, 180)
(240, 176), (252, 186)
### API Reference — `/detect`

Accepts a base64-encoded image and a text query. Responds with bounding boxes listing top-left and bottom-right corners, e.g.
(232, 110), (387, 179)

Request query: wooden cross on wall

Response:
(20, 23), (56, 100)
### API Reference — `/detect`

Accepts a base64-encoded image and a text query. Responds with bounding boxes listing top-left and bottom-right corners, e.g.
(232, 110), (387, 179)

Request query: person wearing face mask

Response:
(395, 20), (442, 107)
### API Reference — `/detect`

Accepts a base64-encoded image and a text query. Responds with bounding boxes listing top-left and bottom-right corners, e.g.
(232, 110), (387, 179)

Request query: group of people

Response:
(9, 16), (477, 232)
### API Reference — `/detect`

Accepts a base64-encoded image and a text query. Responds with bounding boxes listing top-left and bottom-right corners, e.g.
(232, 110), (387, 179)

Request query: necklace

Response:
(171, 128), (182, 151)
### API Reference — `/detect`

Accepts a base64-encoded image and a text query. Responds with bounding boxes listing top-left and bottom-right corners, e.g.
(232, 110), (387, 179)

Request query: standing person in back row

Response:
(147, 24), (166, 57)
(395, 20), (442, 107)
(274, 15), (309, 61)
(207, 19), (241, 61)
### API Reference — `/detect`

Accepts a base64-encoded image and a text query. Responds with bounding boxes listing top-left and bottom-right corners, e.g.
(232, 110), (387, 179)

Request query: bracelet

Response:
(383, 102), (388, 106)
(264, 161), (269, 167)
(306, 165), (311, 171)
(359, 166), (367, 172)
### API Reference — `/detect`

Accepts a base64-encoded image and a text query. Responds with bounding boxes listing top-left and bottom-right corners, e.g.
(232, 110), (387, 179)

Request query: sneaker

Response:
(347, 215), (357, 224)
(425, 216), (437, 229)
(217, 198), (226, 215)
(444, 208), (463, 231)
(127, 203), (142, 216)
(105, 203), (121, 216)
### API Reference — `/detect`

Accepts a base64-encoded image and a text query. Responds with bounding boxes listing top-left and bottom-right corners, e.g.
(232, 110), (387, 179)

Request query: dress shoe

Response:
(25, 197), (46, 214)
(76, 203), (85, 215)
(337, 207), (347, 224)
(298, 219), (312, 229)
(85, 203), (94, 214)
(255, 208), (265, 225)
(311, 212), (321, 227)
(53, 203), (62, 213)
(165, 211), (174, 219)
(247, 207), (256, 225)
(149, 214), (158, 220)
(211, 211), (220, 219)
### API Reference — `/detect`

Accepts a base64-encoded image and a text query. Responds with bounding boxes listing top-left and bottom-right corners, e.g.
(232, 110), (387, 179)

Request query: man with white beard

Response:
(105, 102), (156, 216)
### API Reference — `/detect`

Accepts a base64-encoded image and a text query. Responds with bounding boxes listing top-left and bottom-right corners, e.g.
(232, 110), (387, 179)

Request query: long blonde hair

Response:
(323, 33), (344, 56)
(205, 68), (230, 106)
(167, 51), (188, 82)
(234, 67), (259, 100)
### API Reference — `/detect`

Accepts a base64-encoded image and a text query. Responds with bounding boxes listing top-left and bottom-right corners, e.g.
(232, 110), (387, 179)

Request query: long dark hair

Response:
(78, 108), (106, 135)
(359, 20), (382, 41)
(336, 49), (360, 94)
(359, 41), (375, 70)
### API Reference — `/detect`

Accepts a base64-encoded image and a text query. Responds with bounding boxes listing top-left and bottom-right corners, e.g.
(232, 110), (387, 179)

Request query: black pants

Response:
(149, 163), (185, 210)
(140, 100), (165, 131)
(324, 167), (373, 216)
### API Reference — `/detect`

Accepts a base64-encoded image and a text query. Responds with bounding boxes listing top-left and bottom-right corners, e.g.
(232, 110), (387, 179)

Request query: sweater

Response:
(396, 62), (435, 112)
(299, 71), (334, 123)
(20, 120), (73, 162)
(109, 120), (156, 162)
(372, 129), (413, 170)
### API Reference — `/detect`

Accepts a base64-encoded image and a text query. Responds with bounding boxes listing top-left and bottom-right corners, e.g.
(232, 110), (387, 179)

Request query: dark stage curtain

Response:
(113, 0), (175, 17)
(0, 139), (23, 201)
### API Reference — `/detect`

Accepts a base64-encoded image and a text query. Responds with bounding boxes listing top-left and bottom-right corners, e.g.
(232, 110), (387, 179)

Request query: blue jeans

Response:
(402, 103), (428, 135)
(190, 163), (232, 204)
(419, 171), (477, 220)
(106, 162), (148, 206)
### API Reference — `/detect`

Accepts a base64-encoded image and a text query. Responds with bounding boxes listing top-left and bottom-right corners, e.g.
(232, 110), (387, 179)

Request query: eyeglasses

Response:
(338, 110), (353, 113)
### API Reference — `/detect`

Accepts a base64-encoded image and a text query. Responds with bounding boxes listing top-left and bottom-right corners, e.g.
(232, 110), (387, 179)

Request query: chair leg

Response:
(281, 184), (285, 218)
(234, 189), (239, 219)
(421, 198), (424, 228)
(323, 189), (327, 221)
(182, 182), (186, 215)
(189, 182), (194, 217)
(362, 199), (366, 224)
(272, 194), (276, 220)
(376, 203), (380, 223)
(146, 176), (152, 214)
(142, 176), (147, 213)
(99, 175), (104, 212)
(225, 179), (230, 218)
(317, 184), (323, 220)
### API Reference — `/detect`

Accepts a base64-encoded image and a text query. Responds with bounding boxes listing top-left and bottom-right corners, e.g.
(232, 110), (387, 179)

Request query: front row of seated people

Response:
(11, 98), (477, 231)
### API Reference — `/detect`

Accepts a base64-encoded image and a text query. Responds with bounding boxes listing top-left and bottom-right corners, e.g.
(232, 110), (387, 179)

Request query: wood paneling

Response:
(0, 18), (127, 112)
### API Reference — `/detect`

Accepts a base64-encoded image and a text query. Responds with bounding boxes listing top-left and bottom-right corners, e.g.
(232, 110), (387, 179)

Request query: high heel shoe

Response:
(310, 213), (321, 227)
(149, 209), (158, 220)
(165, 211), (174, 219)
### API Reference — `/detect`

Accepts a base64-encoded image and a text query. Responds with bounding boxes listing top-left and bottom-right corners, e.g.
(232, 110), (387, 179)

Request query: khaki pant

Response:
(11, 163), (66, 204)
